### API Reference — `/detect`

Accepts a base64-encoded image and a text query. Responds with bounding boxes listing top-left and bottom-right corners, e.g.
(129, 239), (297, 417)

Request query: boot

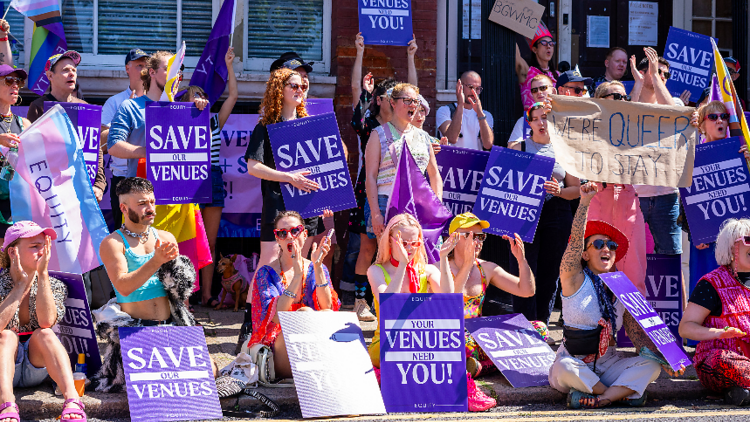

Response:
(467, 372), (496, 411)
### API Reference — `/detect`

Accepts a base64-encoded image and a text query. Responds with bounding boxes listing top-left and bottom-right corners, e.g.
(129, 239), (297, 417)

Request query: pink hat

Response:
(2, 221), (57, 252)
(528, 22), (553, 48)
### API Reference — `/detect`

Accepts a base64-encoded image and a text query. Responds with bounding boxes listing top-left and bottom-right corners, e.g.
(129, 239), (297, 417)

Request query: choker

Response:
(121, 225), (149, 244)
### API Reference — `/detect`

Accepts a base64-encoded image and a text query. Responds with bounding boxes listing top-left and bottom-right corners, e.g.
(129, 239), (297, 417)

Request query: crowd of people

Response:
(0, 15), (747, 420)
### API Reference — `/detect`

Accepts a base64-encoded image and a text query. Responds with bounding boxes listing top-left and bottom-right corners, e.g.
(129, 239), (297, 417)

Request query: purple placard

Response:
(267, 112), (356, 218)
(599, 271), (691, 371)
(305, 98), (334, 116)
(471, 146), (555, 242)
(145, 102), (211, 205)
(119, 326), (222, 422)
(464, 314), (555, 388)
(358, 0), (413, 46)
(437, 146), (489, 218)
(664, 27), (715, 102)
(49, 271), (102, 378)
(618, 254), (684, 348)
(679, 137), (750, 246)
(379, 293), (467, 413)
(44, 102), (102, 185)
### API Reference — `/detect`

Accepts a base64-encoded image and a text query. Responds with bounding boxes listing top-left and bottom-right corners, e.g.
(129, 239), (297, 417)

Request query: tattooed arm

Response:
(559, 182), (599, 297)
(0, 20), (12, 67)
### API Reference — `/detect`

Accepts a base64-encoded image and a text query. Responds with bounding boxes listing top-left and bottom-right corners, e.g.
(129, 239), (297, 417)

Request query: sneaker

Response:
(354, 298), (376, 322)
(467, 372), (496, 411)
(725, 387), (750, 406)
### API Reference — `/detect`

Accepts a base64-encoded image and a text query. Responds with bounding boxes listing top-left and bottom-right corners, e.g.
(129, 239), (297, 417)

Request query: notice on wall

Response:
(278, 311), (385, 418)
(587, 16), (610, 48)
(380, 293), (467, 413)
(488, 0), (545, 39)
(628, 1), (658, 46)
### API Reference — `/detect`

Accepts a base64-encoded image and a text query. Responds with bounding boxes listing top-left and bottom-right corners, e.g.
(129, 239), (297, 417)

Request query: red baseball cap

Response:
(2, 221), (57, 252)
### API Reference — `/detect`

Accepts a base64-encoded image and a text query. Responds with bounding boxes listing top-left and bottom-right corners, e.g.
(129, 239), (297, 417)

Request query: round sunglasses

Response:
(286, 82), (309, 93)
(586, 239), (619, 251)
(3, 76), (24, 88)
(706, 113), (730, 122)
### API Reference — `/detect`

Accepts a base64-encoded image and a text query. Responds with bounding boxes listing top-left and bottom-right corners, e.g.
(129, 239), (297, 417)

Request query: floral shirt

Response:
(0, 269), (67, 333)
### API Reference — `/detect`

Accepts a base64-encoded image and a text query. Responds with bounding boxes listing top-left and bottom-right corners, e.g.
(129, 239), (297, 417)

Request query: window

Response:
(691, 0), (732, 56)
(244, 0), (331, 73)
(61, 0), (213, 66)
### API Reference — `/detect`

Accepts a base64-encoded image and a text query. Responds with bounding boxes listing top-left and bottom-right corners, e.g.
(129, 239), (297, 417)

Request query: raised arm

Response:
(0, 250), (34, 331)
(352, 32), (366, 103)
(644, 47), (675, 106)
(0, 20), (12, 66)
(310, 236), (334, 310)
(438, 80), (465, 144)
(488, 233), (535, 297)
(217, 47), (238, 129)
(629, 55), (644, 103)
(407, 35), (418, 86)
(559, 182), (598, 294)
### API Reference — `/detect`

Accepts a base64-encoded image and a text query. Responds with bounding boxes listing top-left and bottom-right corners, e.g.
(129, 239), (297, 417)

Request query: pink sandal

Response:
(0, 402), (19, 422)
(60, 398), (87, 421)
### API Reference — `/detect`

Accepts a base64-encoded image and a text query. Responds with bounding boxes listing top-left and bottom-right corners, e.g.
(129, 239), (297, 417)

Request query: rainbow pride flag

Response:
(10, 0), (67, 94)
(8, 105), (109, 274)
(160, 41), (186, 102)
(711, 38), (750, 149)
(151, 203), (212, 273)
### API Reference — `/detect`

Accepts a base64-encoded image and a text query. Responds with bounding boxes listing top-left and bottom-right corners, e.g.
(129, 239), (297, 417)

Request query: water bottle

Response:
(10, 40), (19, 68)
(0, 147), (18, 181)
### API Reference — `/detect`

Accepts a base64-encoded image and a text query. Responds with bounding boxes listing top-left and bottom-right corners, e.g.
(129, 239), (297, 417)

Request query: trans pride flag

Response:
(711, 38), (750, 150)
(10, 0), (67, 95)
(8, 105), (108, 274)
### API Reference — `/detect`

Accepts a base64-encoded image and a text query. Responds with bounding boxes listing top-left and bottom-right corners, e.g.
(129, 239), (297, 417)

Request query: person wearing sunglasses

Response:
(245, 68), (327, 281)
(556, 70), (592, 98)
(551, 182), (684, 409)
(506, 103), (580, 326)
(445, 213), (536, 377)
(678, 219), (750, 406)
(365, 213), (496, 411)
(630, 47), (674, 106)
(246, 210), (339, 380)
(364, 83), (442, 240)
(518, 22), (559, 110)
(509, 74), (556, 145)
(436, 70), (494, 150)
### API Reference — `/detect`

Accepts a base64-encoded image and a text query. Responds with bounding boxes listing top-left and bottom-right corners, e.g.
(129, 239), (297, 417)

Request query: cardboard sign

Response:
(379, 293), (467, 413)
(278, 311), (385, 418)
(618, 254), (684, 348)
(43, 102), (101, 186)
(437, 146), (489, 218)
(145, 102), (211, 204)
(464, 314), (555, 388)
(471, 146), (554, 242)
(119, 326), (222, 422)
(549, 95), (697, 187)
(358, 0), (413, 46)
(267, 112), (356, 218)
(599, 271), (691, 371)
(49, 271), (102, 378)
(664, 27), (715, 103)
(680, 137), (750, 246)
(488, 0), (545, 39)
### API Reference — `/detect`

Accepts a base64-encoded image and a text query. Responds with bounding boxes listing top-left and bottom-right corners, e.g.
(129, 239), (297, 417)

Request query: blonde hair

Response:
(716, 218), (750, 266)
(389, 83), (419, 104)
(595, 80), (626, 99)
(141, 51), (173, 92)
(259, 68), (309, 126)
(374, 213), (428, 267)
(529, 74), (554, 87)
(697, 100), (728, 126)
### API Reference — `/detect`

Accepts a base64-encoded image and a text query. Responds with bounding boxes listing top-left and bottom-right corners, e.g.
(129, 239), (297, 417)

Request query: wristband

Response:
(0, 37), (8, 42)
(282, 289), (297, 299)
(477, 114), (487, 121)
(315, 281), (330, 288)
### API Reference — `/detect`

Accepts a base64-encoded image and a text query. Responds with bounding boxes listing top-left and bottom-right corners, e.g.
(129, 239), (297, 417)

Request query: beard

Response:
(126, 207), (154, 225)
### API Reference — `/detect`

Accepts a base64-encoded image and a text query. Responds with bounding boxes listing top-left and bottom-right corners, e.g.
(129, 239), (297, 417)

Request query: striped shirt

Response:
(211, 114), (221, 166)
(375, 123), (432, 195)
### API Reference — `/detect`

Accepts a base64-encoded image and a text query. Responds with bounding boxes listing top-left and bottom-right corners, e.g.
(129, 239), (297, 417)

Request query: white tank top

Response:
(562, 272), (624, 331)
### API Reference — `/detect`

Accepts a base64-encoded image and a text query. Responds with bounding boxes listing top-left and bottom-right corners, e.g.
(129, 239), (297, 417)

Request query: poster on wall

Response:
(587, 16), (610, 48)
(628, 1), (658, 46)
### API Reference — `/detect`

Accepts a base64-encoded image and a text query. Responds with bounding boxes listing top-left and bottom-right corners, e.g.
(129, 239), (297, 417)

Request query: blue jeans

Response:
(639, 193), (682, 255)
(13, 339), (48, 388)
(364, 195), (389, 239)
(341, 232), (361, 284)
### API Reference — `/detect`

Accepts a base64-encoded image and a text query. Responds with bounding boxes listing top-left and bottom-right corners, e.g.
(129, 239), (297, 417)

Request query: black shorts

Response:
(259, 190), (324, 241)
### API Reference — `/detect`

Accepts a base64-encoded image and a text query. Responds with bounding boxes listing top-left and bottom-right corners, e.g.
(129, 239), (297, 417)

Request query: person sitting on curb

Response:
(0, 221), (86, 421)
(550, 182), (684, 408)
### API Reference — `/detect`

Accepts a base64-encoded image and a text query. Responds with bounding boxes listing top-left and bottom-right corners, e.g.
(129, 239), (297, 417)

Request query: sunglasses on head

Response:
(587, 239), (619, 251)
(287, 82), (309, 92)
(274, 225), (305, 239)
(658, 69), (671, 79)
(736, 236), (750, 246)
(458, 232), (487, 242)
(3, 76), (24, 88)
(707, 113), (730, 122)
(530, 85), (549, 94)
(602, 92), (631, 101)
(562, 85), (587, 95)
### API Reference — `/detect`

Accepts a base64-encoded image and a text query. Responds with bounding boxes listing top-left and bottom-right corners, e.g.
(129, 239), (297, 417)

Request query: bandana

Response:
(390, 257), (420, 293)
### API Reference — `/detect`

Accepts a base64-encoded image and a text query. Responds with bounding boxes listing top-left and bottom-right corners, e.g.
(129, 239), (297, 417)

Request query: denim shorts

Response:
(364, 195), (389, 239)
(200, 165), (225, 209)
(13, 340), (48, 388)
(639, 193), (682, 255)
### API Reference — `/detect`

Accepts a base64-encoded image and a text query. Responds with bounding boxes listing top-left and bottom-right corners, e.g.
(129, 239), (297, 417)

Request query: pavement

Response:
(12, 305), (712, 421)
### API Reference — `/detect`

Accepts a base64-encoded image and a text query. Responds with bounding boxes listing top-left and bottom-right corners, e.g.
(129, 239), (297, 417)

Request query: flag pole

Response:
(2, 3), (11, 20)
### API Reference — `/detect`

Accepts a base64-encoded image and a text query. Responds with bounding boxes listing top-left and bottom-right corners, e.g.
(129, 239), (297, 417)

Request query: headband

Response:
(526, 102), (546, 122)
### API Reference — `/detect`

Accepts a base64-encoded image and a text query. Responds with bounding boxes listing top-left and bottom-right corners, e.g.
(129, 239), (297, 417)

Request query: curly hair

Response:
(141, 51), (173, 92)
(259, 68), (308, 126)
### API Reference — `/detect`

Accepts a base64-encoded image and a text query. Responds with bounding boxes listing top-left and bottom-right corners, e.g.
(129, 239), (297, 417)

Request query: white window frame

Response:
(436, 0), (458, 101)
(243, 0), (331, 74)
(675, 0), (732, 55)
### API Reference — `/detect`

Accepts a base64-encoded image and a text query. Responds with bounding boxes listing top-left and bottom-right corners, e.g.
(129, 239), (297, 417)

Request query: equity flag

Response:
(385, 143), (452, 264)
(711, 38), (750, 150)
(8, 105), (109, 274)
(10, 0), (67, 94)
(160, 41), (186, 102)
(189, 0), (236, 104)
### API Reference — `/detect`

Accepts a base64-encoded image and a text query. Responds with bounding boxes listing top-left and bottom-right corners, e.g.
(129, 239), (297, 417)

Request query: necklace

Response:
(120, 225), (149, 244)
(0, 113), (12, 134)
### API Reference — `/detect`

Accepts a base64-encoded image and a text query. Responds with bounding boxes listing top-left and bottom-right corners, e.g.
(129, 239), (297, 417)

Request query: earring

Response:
(14, 94), (21, 106)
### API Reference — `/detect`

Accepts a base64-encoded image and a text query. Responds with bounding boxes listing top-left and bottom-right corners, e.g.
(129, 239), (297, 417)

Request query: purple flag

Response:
(188, 0), (236, 104)
(709, 74), (722, 103)
(385, 143), (453, 264)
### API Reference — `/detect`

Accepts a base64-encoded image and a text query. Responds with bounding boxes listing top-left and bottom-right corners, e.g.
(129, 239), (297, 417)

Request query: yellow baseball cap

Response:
(448, 213), (490, 235)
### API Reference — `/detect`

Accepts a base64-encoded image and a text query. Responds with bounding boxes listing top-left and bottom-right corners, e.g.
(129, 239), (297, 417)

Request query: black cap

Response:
(125, 48), (148, 65)
(697, 87), (712, 105)
(269, 52), (314, 73)
(555, 70), (593, 88)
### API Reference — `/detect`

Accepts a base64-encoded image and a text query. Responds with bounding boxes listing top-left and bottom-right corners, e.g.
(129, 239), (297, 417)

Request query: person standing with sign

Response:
(518, 22), (559, 110)
(506, 103), (581, 327)
(446, 213), (536, 378)
(550, 183), (683, 408)
(244, 68), (326, 275)
(247, 211), (339, 379)
(679, 219), (750, 406)
(0, 221), (87, 421)
(347, 31), (419, 322)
